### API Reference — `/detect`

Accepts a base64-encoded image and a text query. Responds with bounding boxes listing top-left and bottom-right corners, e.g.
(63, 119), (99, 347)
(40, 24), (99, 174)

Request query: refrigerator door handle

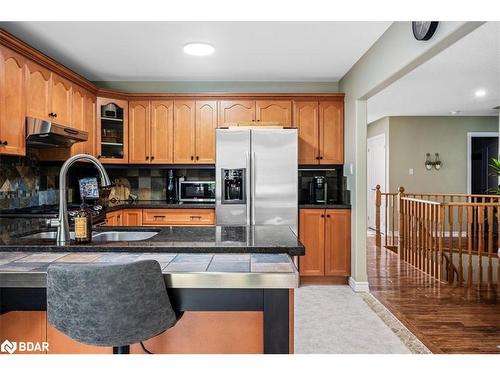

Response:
(251, 151), (256, 225)
(245, 151), (251, 225)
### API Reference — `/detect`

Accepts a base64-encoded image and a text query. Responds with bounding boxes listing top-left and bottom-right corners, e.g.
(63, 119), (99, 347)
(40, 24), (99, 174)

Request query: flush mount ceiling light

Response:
(450, 110), (460, 115)
(475, 89), (487, 98)
(183, 42), (215, 56)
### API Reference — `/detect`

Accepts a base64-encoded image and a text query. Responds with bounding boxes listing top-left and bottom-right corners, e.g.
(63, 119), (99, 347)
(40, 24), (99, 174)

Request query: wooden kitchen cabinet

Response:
(50, 73), (72, 126)
(150, 100), (174, 163)
(104, 209), (123, 226)
(25, 60), (51, 121)
(122, 209), (143, 226)
(218, 100), (255, 126)
(255, 100), (292, 127)
(298, 209), (325, 276)
(96, 97), (128, 164)
(299, 209), (350, 277)
(0, 46), (26, 155)
(294, 101), (319, 164)
(319, 101), (344, 164)
(0, 311), (47, 354)
(294, 100), (344, 165)
(173, 100), (196, 164)
(195, 100), (217, 163)
(142, 208), (215, 226)
(128, 100), (150, 163)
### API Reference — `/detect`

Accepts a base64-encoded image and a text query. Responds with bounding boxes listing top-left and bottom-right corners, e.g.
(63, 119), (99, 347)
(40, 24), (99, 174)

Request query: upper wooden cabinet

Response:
(150, 100), (174, 164)
(218, 100), (255, 125)
(0, 46), (26, 156)
(255, 100), (292, 126)
(50, 74), (72, 126)
(319, 101), (344, 164)
(172, 100), (216, 164)
(195, 101), (217, 164)
(173, 100), (196, 164)
(96, 97), (128, 164)
(25, 60), (51, 121)
(294, 100), (344, 165)
(299, 208), (351, 277)
(129, 100), (150, 163)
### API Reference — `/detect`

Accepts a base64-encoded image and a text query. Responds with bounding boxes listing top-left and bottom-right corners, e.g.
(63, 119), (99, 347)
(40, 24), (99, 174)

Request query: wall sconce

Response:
(425, 153), (442, 170)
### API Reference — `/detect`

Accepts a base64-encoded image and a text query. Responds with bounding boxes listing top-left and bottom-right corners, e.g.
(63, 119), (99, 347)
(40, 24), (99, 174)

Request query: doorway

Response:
(467, 132), (499, 194)
(367, 134), (386, 231)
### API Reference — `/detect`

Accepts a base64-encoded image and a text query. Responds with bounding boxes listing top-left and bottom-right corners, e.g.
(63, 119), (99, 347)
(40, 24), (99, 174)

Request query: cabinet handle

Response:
(97, 155), (102, 159)
(191, 156), (194, 160)
(321, 214), (325, 218)
(54, 113), (57, 118)
(196, 156), (199, 161)
(190, 215), (202, 219)
(146, 156), (149, 160)
(151, 156), (155, 161)
(326, 214), (331, 218)
(2, 141), (8, 146)
(154, 215), (166, 219)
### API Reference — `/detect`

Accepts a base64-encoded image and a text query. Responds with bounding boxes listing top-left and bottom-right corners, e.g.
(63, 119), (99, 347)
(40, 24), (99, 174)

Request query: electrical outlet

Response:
(409, 168), (414, 176)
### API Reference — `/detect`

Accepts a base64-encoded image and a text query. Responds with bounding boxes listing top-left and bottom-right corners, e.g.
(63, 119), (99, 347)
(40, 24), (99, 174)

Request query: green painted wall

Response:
(92, 81), (339, 93)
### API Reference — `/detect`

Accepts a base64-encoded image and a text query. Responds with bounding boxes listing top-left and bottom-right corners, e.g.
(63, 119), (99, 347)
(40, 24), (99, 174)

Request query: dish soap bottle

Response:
(74, 199), (92, 244)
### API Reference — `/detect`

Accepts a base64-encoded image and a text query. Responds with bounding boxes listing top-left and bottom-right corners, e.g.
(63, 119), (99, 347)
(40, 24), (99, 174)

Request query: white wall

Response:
(339, 21), (485, 286)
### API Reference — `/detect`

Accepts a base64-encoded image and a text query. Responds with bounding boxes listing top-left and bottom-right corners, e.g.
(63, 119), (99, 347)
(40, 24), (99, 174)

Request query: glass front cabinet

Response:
(96, 97), (129, 163)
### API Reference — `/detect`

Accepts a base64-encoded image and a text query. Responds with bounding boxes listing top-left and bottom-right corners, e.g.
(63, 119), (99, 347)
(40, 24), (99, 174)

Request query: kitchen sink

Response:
(91, 231), (158, 242)
(20, 230), (158, 242)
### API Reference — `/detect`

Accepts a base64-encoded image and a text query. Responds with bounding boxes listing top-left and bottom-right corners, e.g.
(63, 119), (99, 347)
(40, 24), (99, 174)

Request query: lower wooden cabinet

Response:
(299, 209), (351, 277)
(103, 208), (215, 227)
(142, 208), (215, 226)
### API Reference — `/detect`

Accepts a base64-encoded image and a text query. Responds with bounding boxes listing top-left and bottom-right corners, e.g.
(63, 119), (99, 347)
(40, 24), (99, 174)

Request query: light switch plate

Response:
(409, 168), (414, 176)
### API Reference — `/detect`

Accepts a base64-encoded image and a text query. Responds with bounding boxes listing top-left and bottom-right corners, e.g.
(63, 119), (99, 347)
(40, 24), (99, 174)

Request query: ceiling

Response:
(0, 21), (391, 82)
(368, 22), (500, 123)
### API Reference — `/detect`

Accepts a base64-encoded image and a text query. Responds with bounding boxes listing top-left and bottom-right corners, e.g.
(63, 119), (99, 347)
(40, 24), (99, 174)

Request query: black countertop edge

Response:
(299, 204), (351, 209)
(106, 201), (216, 211)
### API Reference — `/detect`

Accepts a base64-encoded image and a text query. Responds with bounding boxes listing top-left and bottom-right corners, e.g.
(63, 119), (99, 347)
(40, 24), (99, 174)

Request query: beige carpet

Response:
(294, 285), (413, 354)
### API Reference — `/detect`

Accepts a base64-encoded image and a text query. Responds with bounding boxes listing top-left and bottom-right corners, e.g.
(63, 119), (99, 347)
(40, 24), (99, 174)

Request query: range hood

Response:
(26, 117), (88, 148)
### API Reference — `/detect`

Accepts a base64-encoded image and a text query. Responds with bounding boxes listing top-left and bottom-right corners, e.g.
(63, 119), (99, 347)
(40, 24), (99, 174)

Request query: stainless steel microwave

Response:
(178, 180), (216, 202)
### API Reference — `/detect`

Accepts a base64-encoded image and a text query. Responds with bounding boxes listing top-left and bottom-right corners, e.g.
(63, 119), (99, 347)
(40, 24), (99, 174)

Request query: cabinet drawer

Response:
(142, 209), (215, 226)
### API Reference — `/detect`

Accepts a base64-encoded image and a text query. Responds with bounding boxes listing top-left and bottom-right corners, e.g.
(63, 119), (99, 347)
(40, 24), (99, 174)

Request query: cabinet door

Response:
(255, 100), (292, 127)
(50, 73), (72, 126)
(96, 97), (128, 164)
(324, 209), (351, 276)
(150, 100), (174, 164)
(294, 101), (319, 165)
(83, 92), (96, 156)
(122, 209), (143, 226)
(173, 100), (196, 164)
(129, 100), (150, 163)
(69, 86), (86, 156)
(299, 209), (325, 276)
(319, 101), (344, 164)
(0, 46), (26, 156)
(25, 60), (51, 120)
(218, 100), (255, 126)
(195, 101), (217, 164)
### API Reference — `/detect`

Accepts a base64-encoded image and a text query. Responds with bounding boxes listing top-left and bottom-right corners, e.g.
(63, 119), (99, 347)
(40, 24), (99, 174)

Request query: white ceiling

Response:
(0, 21), (391, 82)
(368, 22), (500, 123)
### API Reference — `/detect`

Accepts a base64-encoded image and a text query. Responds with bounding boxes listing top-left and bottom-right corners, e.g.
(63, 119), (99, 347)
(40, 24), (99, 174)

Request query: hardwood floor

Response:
(367, 236), (500, 354)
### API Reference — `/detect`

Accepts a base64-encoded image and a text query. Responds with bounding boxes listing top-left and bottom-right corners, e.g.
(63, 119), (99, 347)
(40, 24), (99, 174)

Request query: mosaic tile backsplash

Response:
(0, 153), (215, 209)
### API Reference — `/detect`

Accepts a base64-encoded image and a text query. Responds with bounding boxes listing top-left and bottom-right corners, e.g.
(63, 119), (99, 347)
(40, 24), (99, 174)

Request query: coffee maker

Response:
(309, 176), (327, 204)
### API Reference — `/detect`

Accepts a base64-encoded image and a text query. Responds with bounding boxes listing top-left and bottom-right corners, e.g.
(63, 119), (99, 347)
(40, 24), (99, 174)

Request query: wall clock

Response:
(412, 21), (439, 41)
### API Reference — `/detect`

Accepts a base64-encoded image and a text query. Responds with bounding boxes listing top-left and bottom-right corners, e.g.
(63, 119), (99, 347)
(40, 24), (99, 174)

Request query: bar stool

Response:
(47, 260), (178, 354)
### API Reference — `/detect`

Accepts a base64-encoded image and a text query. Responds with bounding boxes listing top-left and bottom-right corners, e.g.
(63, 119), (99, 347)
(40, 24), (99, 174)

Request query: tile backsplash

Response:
(0, 153), (216, 209)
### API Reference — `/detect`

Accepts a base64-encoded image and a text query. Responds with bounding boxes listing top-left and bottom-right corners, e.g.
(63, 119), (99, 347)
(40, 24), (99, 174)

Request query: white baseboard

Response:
(348, 277), (370, 293)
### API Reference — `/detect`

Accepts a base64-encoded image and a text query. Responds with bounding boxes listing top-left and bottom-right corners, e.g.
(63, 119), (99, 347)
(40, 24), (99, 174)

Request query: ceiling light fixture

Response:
(183, 42), (215, 56)
(475, 89), (486, 98)
(450, 110), (460, 115)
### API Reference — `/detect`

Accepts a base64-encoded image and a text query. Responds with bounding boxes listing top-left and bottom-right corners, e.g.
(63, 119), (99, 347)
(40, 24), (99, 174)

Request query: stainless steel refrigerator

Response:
(216, 128), (298, 233)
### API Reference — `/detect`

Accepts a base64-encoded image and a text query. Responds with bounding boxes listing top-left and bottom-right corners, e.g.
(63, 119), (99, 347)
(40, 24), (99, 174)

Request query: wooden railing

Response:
(374, 187), (499, 287)
(374, 185), (404, 250)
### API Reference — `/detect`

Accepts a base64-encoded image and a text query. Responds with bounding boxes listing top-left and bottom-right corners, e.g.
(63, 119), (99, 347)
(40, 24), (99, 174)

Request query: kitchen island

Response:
(0, 225), (303, 354)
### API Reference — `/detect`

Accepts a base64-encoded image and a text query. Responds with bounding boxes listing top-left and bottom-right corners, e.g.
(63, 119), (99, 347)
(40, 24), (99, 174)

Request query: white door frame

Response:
(466, 132), (499, 194)
(367, 133), (388, 231)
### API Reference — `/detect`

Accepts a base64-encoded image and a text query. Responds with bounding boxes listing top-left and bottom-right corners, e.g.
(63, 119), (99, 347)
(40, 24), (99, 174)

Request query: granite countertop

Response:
(299, 204), (351, 209)
(0, 225), (305, 256)
(0, 251), (299, 289)
(106, 200), (216, 211)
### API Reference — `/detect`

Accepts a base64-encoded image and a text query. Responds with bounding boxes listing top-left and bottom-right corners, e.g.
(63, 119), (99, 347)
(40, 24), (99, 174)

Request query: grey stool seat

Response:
(47, 260), (177, 354)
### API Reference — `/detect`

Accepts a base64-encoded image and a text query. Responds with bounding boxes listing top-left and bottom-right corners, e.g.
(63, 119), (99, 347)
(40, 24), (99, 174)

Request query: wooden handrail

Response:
(375, 186), (499, 287)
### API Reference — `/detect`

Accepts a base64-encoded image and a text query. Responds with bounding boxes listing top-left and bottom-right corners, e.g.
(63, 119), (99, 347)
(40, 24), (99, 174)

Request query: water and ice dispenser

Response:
(221, 168), (246, 204)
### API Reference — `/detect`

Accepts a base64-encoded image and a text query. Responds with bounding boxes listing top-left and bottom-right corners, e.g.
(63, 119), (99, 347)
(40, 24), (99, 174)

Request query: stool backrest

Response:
(47, 260), (176, 347)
